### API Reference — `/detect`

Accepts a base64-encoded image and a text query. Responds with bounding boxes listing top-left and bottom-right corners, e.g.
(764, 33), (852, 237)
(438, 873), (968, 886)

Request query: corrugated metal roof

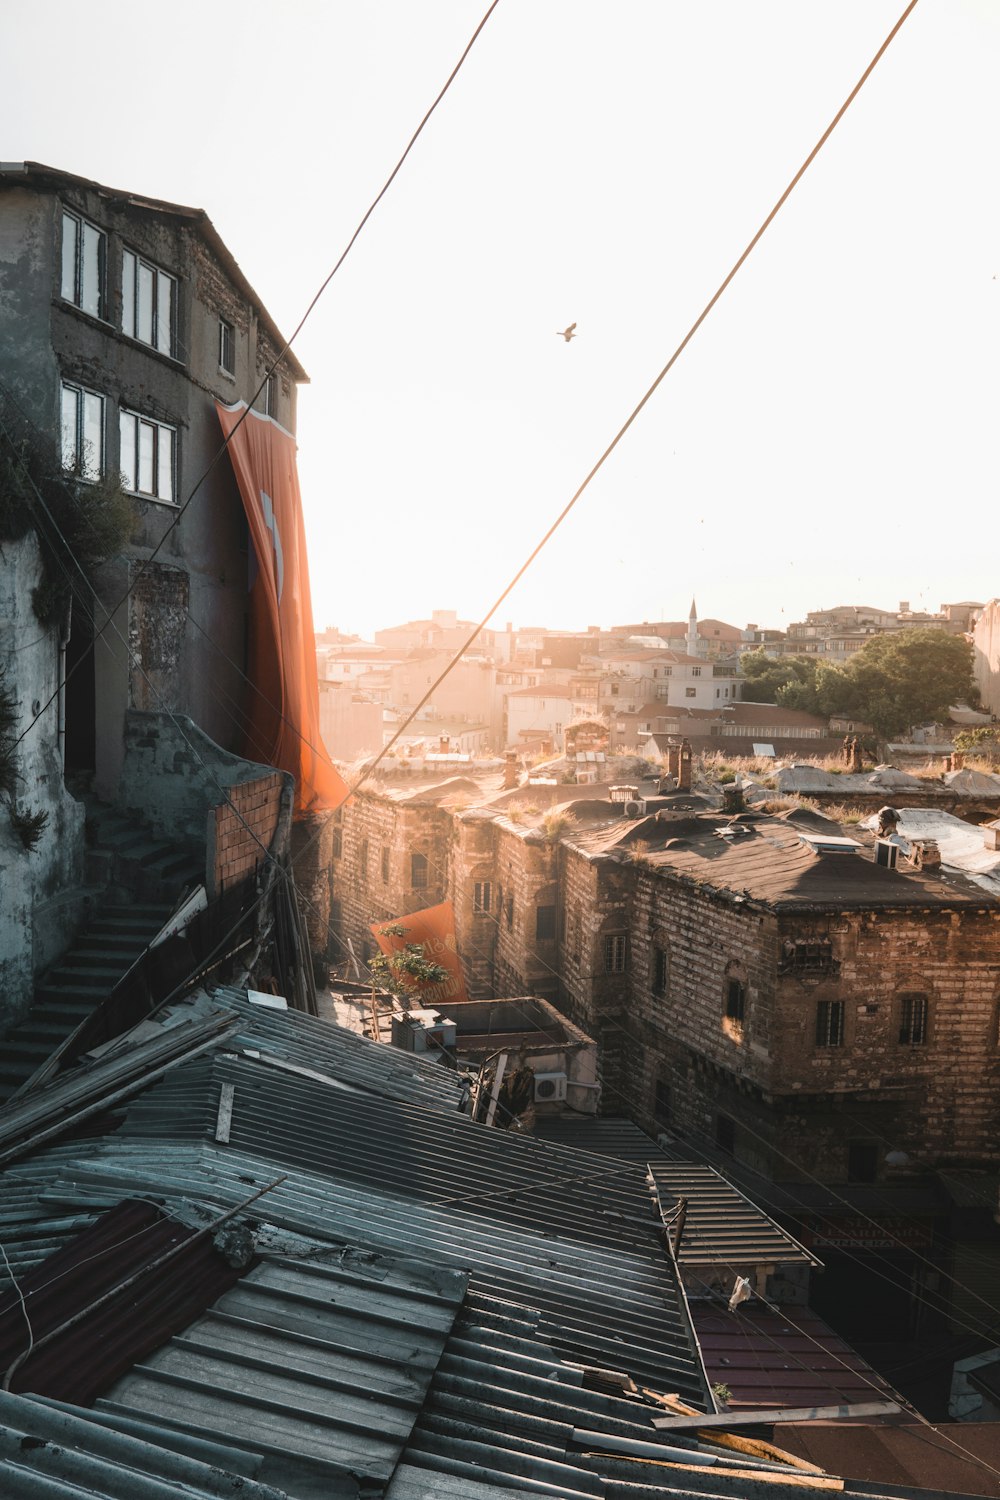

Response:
(532, 1118), (818, 1269)
(109, 1051), (709, 1399)
(0, 1387), (291, 1499)
(99, 1244), (466, 1495)
(694, 1303), (900, 1412)
(28, 1104), (708, 1402)
(0, 1198), (246, 1404)
(202, 987), (469, 1112)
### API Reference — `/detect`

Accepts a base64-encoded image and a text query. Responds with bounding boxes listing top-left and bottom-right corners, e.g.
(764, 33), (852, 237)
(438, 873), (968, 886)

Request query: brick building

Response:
(330, 766), (1000, 1360)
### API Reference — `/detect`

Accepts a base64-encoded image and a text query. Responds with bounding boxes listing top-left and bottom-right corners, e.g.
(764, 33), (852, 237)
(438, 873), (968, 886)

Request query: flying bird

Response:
(557, 322), (577, 342)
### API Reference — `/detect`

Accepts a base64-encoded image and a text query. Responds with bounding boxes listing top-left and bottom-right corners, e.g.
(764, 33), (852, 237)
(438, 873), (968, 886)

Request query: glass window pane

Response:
(137, 262), (154, 345)
(138, 420), (155, 494)
(81, 223), (102, 318)
(82, 392), (103, 478)
(61, 214), (78, 303)
(119, 411), (137, 491)
(156, 271), (173, 354)
(61, 385), (79, 469)
(121, 252), (135, 338)
(157, 425), (174, 501)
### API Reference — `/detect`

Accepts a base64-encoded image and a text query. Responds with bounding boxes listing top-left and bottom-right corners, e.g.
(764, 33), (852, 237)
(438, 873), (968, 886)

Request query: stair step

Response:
(70, 948), (147, 969)
(46, 964), (125, 984)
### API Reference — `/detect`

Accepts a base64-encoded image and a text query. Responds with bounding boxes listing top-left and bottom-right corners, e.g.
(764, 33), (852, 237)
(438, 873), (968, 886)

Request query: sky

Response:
(4, 1), (998, 641)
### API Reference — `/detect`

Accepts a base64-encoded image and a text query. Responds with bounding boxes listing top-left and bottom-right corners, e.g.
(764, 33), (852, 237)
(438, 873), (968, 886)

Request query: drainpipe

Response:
(58, 596), (72, 771)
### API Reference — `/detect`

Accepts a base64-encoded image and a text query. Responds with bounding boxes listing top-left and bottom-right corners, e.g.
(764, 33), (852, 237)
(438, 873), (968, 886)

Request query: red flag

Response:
(216, 401), (347, 816)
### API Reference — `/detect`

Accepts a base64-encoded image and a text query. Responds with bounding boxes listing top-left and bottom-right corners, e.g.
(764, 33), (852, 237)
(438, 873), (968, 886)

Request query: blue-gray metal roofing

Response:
(111, 1050), (710, 1400)
(532, 1117), (820, 1269)
(97, 1245), (466, 1496)
(0, 1387), (291, 1499)
(25, 1077), (708, 1401)
(203, 986), (468, 1111)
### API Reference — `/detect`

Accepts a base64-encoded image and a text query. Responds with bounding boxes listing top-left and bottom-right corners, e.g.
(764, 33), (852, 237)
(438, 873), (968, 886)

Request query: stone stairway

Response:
(0, 902), (173, 1106)
(0, 799), (207, 1107)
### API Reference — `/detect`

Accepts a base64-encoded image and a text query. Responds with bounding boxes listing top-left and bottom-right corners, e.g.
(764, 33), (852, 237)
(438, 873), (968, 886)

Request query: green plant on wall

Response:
(0, 665), (48, 851)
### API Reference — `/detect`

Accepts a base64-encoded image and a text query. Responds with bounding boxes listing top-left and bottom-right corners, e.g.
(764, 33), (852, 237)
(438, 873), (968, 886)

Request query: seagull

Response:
(557, 322), (577, 342)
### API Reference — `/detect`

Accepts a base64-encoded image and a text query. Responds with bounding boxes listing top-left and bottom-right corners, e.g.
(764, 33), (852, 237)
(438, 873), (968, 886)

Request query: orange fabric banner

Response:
(371, 901), (468, 1006)
(216, 401), (348, 816)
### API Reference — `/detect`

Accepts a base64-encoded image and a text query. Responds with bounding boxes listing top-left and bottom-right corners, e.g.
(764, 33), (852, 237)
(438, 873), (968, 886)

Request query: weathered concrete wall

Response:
(118, 709), (290, 848)
(0, 533), (85, 1029)
(974, 600), (1000, 717)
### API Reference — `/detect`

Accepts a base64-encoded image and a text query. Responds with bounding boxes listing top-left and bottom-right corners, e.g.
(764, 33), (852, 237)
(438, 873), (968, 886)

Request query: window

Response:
(691, 667), (702, 677)
(359, 838), (369, 874)
(119, 409), (176, 503)
(380, 847), (389, 883)
(654, 1080), (671, 1124)
(725, 977), (746, 1023)
(652, 945), (669, 997)
(261, 373), (276, 416)
(61, 210), (106, 319)
(504, 889), (514, 929)
(122, 249), (176, 356)
(473, 880), (492, 915)
(331, 829), (342, 859)
(848, 1138), (879, 1183)
(536, 904), (556, 941)
(60, 382), (104, 477)
(685, 687), (697, 698)
(411, 852), (428, 889)
(716, 1114), (736, 1154)
(603, 933), (628, 973)
(898, 993), (928, 1046)
(815, 999), (845, 1047)
(219, 318), (235, 375)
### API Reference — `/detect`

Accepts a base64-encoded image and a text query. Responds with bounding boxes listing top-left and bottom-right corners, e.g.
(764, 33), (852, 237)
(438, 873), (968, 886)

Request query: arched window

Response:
(410, 851), (428, 889)
(897, 992), (928, 1046)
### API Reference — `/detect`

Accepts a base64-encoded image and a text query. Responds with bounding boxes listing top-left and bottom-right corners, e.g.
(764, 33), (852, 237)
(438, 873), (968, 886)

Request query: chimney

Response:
(907, 839), (941, 872)
(721, 783), (745, 814)
(439, 735), (450, 753)
(677, 737), (692, 793)
(952, 751), (965, 771)
(984, 822), (1000, 852)
(899, 601), (910, 614)
(503, 752), (519, 790)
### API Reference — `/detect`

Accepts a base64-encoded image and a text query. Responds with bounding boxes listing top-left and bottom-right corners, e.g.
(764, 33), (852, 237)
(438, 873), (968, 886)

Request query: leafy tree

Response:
(818, 630), (977, 739)
(738, 650), (821, 710)
(739, 633), (977, 740)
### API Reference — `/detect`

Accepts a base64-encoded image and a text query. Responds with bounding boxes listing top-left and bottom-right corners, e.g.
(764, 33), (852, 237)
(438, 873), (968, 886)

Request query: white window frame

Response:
(473, 880), (492, 915)
(261, 373), (276, 416)
(61, 210), (107, 320)
(61, 381), (105, 478)
(121, 248), (177, 356)
(119, 408), (176, 504)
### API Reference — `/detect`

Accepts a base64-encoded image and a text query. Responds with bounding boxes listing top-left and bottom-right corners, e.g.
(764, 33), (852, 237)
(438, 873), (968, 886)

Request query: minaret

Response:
(686, 598), (699, 657)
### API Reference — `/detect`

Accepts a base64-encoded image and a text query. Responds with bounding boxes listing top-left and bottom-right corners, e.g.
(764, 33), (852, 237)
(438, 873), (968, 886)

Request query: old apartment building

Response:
(0, 162), (317, 1039)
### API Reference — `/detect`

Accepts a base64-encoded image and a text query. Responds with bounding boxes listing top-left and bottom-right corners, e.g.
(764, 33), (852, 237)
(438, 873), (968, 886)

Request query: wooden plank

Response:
(215, 1080), (235, 1143)
(651, 1399), (900, 1431)
(483, 1053), (509, 1128)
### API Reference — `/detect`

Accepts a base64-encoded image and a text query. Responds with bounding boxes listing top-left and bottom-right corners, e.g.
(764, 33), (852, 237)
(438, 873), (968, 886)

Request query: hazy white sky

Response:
(5, 2), (998, 639)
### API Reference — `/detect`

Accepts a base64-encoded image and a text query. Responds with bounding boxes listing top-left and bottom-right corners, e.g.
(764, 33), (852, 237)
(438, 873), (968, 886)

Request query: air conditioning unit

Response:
(623, 798), (647, 819)
(875, 839), (899, 869)
(533, 1070), (568, 1103)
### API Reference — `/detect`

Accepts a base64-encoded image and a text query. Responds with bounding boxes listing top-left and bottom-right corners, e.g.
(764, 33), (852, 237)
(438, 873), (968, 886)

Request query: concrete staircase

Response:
(0, 903), (173, 1106)
(0, 800), (206, 1107)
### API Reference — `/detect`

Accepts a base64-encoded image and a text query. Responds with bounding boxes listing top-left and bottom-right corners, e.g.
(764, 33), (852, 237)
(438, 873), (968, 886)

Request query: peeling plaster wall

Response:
(0, 532), (85, 1030)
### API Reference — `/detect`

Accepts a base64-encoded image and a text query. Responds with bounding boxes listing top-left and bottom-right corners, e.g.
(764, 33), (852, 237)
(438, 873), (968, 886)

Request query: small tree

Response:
(954, 726), (1000, 764)
(369, 923), (448, 1004)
